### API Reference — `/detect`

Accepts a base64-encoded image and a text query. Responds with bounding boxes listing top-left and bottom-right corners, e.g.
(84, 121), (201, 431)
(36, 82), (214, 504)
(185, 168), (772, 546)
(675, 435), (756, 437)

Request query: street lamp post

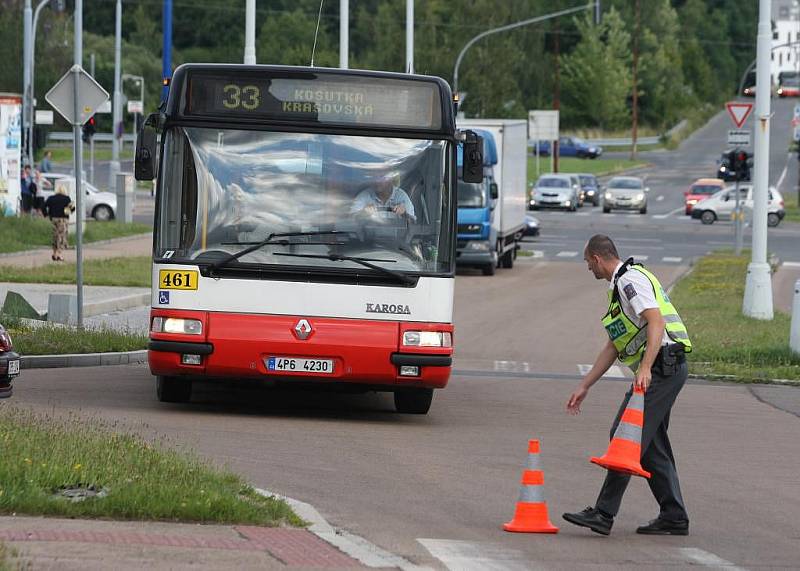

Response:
(26, 0), (55, 168)
(452, 3), (595, 95)
(122, 73), (144, 149)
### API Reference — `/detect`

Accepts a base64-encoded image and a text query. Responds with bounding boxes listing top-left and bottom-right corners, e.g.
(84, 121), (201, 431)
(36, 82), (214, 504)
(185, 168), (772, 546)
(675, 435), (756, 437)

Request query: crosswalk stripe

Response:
(662, 256), (683, 263)
(556, 251), (578, 257)
(676, 548), (749, 571)
(782, 261), (800, 268)
(418, 539), (538, 571)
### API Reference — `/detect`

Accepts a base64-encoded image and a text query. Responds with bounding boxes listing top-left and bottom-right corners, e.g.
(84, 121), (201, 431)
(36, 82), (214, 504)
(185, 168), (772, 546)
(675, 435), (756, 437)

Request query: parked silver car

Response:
(529, 174), (579, 212)
(36, 173), (117, 221)
(603, 176), (649, 214)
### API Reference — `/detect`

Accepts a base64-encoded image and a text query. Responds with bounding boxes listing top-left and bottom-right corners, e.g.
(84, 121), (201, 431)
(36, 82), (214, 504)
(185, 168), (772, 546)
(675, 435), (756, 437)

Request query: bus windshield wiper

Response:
(207, 231), (354, 272)
(272, 252), (416, 285)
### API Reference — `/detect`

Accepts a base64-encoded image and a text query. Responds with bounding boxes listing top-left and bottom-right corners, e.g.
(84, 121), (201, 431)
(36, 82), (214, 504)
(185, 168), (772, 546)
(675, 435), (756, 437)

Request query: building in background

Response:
(772, 0), (800, 86)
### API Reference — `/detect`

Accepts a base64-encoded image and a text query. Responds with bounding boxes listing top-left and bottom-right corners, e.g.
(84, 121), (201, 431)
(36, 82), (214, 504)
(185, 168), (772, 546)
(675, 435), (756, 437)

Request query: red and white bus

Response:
(135, 64), (482, 414)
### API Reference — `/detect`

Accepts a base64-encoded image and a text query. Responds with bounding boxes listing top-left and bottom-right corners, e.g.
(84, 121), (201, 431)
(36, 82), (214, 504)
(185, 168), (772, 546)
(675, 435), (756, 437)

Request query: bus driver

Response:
(350, 175), (416, 222)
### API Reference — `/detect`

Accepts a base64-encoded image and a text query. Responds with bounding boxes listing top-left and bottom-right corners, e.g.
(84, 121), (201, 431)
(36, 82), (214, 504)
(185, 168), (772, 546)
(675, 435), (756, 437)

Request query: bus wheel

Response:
(394, 388), (433, 414)
(156, 375), (192, 403)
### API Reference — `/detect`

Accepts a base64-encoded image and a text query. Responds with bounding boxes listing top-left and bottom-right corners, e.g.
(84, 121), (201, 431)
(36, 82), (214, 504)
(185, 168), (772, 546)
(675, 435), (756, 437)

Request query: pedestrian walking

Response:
(40, 150), (53, 173)
(563, 234), (693, 536)
(43, 185), (75, 261)
(20, 165), (34, 215)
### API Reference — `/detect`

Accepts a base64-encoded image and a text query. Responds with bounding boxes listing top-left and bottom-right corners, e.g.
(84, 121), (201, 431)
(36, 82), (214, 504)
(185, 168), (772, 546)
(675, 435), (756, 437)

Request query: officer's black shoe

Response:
(636, 518), (689, 535)
(562, 507), (613, 536)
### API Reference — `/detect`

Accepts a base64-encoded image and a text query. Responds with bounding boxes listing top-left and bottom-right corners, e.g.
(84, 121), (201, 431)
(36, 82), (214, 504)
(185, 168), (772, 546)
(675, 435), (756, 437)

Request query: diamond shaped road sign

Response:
(726, 101), (753, 129)
(45, 65), (109, 126)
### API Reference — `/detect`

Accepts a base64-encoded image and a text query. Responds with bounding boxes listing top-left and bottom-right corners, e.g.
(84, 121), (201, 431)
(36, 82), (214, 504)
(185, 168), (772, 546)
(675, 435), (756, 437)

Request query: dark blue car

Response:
(532, 136), (603, 159)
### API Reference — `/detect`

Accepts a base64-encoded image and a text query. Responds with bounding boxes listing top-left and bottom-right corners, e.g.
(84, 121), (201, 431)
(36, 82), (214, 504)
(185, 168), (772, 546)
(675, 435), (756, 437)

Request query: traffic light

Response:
(81, 116), (96, 143)
(736, 150), (749, 180)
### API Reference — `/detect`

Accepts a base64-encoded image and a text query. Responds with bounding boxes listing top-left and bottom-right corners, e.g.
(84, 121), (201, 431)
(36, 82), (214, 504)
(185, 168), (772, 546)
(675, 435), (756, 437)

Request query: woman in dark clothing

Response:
(43, 185), (75, 261)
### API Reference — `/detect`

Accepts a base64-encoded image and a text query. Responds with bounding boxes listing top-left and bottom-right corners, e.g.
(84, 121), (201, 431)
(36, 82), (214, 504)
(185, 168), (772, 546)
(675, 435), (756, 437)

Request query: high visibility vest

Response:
(601, 264), (692, 372)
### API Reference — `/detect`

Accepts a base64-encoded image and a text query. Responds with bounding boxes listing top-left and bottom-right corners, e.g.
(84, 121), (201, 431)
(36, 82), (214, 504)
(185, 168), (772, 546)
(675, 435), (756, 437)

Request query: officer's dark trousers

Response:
(595, 360), (689, 522)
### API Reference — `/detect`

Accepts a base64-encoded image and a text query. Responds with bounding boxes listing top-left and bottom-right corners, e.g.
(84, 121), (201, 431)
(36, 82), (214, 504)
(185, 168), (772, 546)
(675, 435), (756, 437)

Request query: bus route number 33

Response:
(222, 84), (261, 111)
(159, 269), (199, 290)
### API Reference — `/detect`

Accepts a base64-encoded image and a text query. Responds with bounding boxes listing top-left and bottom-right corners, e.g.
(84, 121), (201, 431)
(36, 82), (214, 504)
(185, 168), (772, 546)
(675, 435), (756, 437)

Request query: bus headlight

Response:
(403, 331), (452, 348)
(151, 317), (203, 335)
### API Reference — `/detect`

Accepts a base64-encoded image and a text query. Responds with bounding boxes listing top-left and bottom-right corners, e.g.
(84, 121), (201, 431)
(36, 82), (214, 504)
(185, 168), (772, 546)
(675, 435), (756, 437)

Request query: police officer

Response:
(563, 234), (692, 536)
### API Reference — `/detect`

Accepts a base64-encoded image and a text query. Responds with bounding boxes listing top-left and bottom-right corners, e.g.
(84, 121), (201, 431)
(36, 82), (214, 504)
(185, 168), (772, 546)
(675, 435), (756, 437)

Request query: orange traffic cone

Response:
(503, 440), (559, 533)
(590, 387), (651, 478)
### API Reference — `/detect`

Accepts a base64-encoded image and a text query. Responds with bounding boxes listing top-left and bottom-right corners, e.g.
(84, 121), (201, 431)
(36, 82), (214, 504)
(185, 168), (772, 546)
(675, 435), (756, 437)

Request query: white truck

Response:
(457, 119), (527, 271)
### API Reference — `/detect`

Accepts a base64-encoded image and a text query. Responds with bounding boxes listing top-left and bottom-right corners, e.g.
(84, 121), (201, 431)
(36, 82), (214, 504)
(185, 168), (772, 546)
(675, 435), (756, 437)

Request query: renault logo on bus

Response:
(294, 319), (313, 340)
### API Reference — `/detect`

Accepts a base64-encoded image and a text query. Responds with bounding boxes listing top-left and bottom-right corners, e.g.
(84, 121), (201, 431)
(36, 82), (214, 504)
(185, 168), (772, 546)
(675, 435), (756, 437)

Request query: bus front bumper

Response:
(148, 310), (453, 390)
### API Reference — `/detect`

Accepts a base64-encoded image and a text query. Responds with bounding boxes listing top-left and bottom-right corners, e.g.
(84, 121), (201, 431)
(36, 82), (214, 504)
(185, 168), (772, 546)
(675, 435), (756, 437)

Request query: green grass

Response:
(0, 256), (150, 287)
(0, 407), (303, 526)
(0, 215), (151, 254)
(670, 251), (800, 382)
(44, 145), (134, 164)
(528, 156), (648, 185)
(781, 190), (800, 223)
(2, 314), (147, 354)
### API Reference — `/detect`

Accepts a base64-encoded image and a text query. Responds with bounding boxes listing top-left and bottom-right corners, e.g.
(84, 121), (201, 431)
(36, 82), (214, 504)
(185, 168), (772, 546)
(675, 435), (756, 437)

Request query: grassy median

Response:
(670, 251), (800, 382)
(0, 256), (150, 287)
(0, 215), (151, 254)
(1, 315), (147, 355)
(0, 407), (303, 526)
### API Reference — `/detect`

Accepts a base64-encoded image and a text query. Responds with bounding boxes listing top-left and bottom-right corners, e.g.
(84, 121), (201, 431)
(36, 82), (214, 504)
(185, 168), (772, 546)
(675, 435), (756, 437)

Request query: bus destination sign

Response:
(186, 73), (442, 130)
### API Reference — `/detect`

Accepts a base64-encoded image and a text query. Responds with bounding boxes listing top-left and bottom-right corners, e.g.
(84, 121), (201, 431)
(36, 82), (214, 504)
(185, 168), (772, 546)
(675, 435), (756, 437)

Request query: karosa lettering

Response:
(282, 101), (375, 116)
(366, 303), (412, 315)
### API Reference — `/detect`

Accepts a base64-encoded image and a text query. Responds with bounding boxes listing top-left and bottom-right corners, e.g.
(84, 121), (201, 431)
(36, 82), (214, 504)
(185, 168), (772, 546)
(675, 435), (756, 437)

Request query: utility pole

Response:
(23, 0), (32, 165)
(595, 0), (601, 25)
(406, 0), (414, 74)
(339, 0), (348, 69)
(244, 0), (256, 64)
(110, 0), (122, 191)
(553, 23), (560, 173)
(743, 0), (774, 320)
(162, 0), (172, 101)
(630, 0), (640, 161)
(73, 0), (85, 329)
(89, 53), (95, 185)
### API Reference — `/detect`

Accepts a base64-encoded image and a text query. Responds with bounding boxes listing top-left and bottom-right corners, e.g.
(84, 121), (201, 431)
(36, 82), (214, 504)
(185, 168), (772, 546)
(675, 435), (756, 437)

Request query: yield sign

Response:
(726, 102), (753, 128)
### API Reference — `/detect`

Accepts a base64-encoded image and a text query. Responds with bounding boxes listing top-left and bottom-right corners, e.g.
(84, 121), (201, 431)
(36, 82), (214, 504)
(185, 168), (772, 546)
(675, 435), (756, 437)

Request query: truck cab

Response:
(456, 129), (500, 276)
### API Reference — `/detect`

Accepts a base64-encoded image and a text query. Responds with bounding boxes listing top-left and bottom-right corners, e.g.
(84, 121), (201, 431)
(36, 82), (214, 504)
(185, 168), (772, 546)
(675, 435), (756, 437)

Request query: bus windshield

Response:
(156, 127), (452, 275)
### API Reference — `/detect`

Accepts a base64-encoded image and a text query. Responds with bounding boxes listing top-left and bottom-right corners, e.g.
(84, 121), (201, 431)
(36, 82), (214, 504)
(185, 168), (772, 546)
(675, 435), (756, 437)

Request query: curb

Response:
(20, 350), (147, 369)
(254, 488), (430, 571)
(82, 292), (150, 317)
(687, 373), (800, 387)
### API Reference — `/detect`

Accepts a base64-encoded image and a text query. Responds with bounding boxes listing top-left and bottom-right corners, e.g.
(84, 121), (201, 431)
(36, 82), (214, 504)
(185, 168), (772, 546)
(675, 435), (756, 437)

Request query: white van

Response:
(691, 184), (785, 227)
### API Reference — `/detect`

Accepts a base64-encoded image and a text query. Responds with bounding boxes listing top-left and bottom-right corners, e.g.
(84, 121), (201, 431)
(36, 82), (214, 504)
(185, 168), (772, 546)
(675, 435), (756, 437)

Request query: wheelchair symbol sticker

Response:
(158, 291), (170, 305)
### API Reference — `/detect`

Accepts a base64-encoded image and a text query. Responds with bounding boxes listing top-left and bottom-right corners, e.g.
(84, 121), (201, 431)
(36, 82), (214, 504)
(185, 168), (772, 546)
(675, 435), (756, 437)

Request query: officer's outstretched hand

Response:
(566, 386), (588, 415)
(634, 366), (651, 392)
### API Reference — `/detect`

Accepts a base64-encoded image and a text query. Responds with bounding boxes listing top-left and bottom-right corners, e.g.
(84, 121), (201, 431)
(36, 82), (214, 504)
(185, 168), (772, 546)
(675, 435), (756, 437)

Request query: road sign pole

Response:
(743, 0), (774, 320)
(74, 0), (84, 329)
(735, 177), (743, 255)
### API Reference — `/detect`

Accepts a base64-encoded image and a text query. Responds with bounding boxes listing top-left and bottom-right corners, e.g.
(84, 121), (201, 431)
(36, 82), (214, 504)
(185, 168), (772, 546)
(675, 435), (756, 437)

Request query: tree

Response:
(561, 9), (631, 130)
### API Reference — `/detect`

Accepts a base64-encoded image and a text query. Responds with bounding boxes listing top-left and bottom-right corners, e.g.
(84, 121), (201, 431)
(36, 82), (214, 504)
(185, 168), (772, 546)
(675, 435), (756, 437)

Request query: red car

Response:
(684, 178), (725, 215)
(778, 81), (800, 97)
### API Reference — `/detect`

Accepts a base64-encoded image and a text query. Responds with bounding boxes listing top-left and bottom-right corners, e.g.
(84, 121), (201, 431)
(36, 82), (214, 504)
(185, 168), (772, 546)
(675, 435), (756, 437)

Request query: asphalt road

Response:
(528, 97), (800, 265)
(12, 260), (800, 570)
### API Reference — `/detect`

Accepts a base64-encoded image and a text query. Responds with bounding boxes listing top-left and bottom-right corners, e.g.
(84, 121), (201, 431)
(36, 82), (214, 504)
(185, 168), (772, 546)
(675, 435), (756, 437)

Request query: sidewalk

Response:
(0, 516), (367, 570)
(0, 233), (152, 269)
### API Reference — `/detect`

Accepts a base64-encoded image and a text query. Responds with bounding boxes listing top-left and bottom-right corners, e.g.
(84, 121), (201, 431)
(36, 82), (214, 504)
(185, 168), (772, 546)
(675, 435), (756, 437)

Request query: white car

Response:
(37, 173), (117, 221)
(529, 174), (579, 211)
(691, 184), (785, 227)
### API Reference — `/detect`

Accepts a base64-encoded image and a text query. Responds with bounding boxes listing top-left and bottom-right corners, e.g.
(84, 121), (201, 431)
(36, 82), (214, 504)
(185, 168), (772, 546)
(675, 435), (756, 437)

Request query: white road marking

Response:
(494, 360), (531, 373)
(652, 206), (685, 219)
(776, 156), (790, 191)
(676, 548), (749, 571)
(531, 250), (545, 258)
(578, 364), (626, 378)
(656, 195), (665, 202)
(782, 261), (800, 268)
(662, 256), (683, 263)
(631, 255), (649, 261)
(418, 539), (537, 571)
(556, 251), (578, 258)
(576, 212), (590, 216)
(257, 489), (430, 570)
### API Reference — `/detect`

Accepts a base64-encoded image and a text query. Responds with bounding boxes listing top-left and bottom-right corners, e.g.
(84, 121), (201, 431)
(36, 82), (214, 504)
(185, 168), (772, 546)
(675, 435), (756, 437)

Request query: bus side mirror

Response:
(490, 182), (499, 200)
(135, 113), (160, 181)
(462, 131), (483, 184)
